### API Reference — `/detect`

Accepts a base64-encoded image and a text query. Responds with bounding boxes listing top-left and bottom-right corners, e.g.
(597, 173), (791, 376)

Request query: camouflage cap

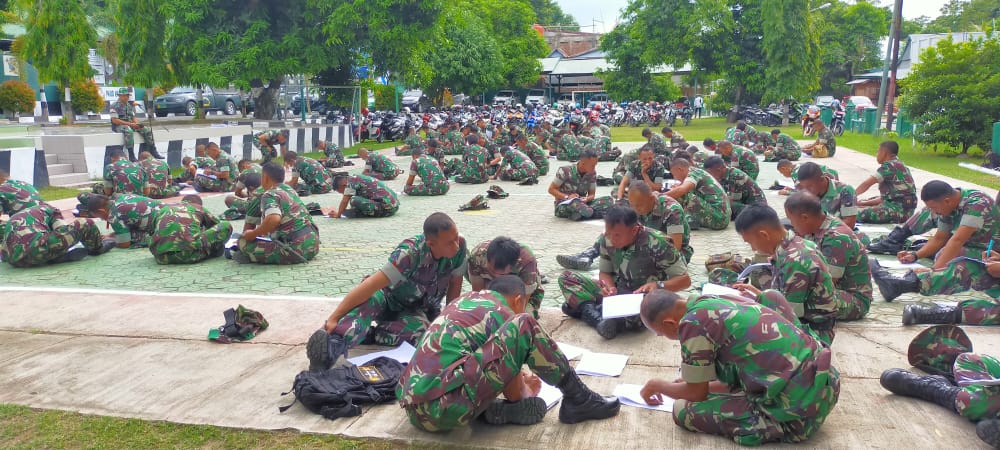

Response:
(458, 194), (489, 211)
(117, 87), (129, 95)
(589, 127), (602, 137)
(907, 324), (973, 378)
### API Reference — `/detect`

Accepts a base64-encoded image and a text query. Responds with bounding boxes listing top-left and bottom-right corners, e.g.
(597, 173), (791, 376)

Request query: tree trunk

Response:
(254, 76), (285, 120)
(61, 80), (74, 125)
(727, 84), (745, 123)
(195, 88), (205, 120)
(147, 89), (155, 127)
(781, 102), (789, 126)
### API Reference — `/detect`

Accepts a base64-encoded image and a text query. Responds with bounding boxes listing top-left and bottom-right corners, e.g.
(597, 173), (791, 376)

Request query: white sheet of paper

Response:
(737, 263), (772, 281)
(934, 301), (959, 308)
(558, 197), (580, 206)
(256, 236), (273, 242)
(601, 293), (645, 319)
(347, 341), (417, 366)
(195, 168), (205, 175)
(575, 352), (628, 377)
(613, 383), (674, 412)
(225, 237), (239, 249)
(537, 382), (562, 409)
(555, 341), (587, 360)
(67, 242), (85, 251)
(855, 225), (893, 234)
(178, 188), (198, 195)
(878, 260), (926, 270)
(702, 283), (743, 297)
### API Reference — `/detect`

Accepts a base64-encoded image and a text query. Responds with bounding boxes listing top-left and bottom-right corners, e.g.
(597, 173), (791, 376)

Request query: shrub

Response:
(152, 86), (166, 98)
(69, 79), (105, 114)
(0, 80), (37, 115)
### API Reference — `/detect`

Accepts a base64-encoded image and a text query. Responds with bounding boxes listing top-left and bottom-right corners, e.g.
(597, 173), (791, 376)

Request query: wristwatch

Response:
(657, 281), (665, 289)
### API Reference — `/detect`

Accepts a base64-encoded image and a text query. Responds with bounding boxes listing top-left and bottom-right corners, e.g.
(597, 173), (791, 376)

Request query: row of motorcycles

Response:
(733, 102), (845, 137)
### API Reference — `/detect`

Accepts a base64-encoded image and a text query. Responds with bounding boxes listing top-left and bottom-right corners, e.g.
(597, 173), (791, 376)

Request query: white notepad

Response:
(537, 382), (563, 409)
(575, 352), (628, 377)
(877, 260), (925, 270)
(555, 342), (587, 361)
(601, 293), (645, 319)
(702, 283), (743, 297)
(347, 341), (416, 366)
(613, 383), (674, 412)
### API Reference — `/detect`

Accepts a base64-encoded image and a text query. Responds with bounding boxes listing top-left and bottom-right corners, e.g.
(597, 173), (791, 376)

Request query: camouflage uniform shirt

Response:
(639, 194), (692, 260)
(250, 183), (315, 240)
(345, 174), (399, 209)
(819, 178), (858, 220)
(0, 179), (43, 216)
(107, 193), (165, 244)
(721, 167), (766, 206)
(770, 230), (838, 332)
(103, 159), (147, 194)
(378, 234), (469, 313)
(722, 145), (760, 180)
(936, 188), (1000, 253)
(552, 164), (596, 202)
(597, 227), (687, 291)
(292, 156), (334, 192)
(874, 158), (917, 212)
(139, 159), (172, 192)
(466, 239), (542, 302)
(803, 216), (872, 303)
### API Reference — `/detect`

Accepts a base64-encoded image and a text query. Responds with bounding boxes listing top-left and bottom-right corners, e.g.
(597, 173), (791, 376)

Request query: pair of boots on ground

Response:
(563, 301), (643, 340)
(868, 256), (965, 326)
(59, 238), (117, 263)
(305, 329), (620, 426)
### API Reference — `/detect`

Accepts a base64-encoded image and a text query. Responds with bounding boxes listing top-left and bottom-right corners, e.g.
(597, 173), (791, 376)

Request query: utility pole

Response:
(885, 0), (904, 131)
(874, 0), (898, 136)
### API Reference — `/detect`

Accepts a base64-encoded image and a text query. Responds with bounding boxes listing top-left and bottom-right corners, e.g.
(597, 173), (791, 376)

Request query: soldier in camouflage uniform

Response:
(398, 276), (620, 431)
(328, 174), (399, 218)
(194, 142), (236, 193)
(2, 203), (114, 267)
(716, 140), (760, 180)
(0, 170), (44, 217)
(803, 120), (836, 157)
(253, 129), (286, 163)
(703, 156), (767, 221)
(515, 134), (548, 176)
(444, 123), (466, 155)
(639, 290), (840, 446)
(110, 88), (161, 161)
(729, 205), (840, 346)
(98, 148), (147, 196)
(454, 137), (490, 184)
(882, 250), (1000, 326)
(148, 196), (230, 264)
(729, 121), (755, 149)
(880, 325), (1000, 447)
(233, 163), (319, 265)
(555, 130), (582, 161)
(764, 129), (802, 162)
(616, 145), (665, 200)
(559, 205), (691, 340)
(495, 146), (538, 182)
(796, 162), (858, 228)
(137, 152), (179, 199)
(84, 193), (165, 249)
(309, 213), (468, 371)
(284, 151), (334, 194)
(316, 140), (346, 168)
(466, 237), (544, 318)
(854, 141), (918, 224)
(359, 148), (403, 181)
(395, 127), (423, 157)
(785, 192), (873, 321)
(666, 157), (731, 230)
(404, 147), (450, 196)
(661, 127), (687, 151)
(548, 149), (614, 221)
(776, 159), (839, 184)
(643, 128), (670, 158)
(587, 127), (619, 161)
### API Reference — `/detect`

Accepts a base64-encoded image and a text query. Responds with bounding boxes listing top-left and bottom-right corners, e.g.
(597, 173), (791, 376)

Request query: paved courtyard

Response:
(0, 140), (998, 448)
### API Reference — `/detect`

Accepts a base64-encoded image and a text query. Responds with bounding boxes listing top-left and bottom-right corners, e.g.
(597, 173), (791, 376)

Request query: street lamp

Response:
(810, 3), (831, 12)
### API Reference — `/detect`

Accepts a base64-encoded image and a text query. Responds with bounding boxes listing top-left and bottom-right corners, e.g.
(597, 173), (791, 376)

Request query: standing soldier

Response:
(854, 141), (918, 224)
(466, 238), (545, 319)
(2, 203), (115, 267)
(638, 290), (840, 446)
(665, 157), (731, 230)
(149, 196), (232, 264)
(327, 174), (400, 218)
(359, 148), (403, 181)
(764, 129), (802, 162)
(253, 129), (287, 163)
(232, 163), (319, 265)
(285, 151), (334, 195)
(404, 147), (449, 196)
(110, 88), (162, 161)
(138, 151), (179, 198)
(559, 205), (691, 340)
(317, 140), (347, 169)
(547, 149), (613, 221)
(703, 156), (766, 220)
(715, 140), (760, 180)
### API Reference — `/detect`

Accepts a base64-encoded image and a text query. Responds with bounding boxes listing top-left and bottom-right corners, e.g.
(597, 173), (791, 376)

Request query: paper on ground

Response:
(702, 283), (743, 297)
(613, 383), (673, 412)
(601, 293), (645, 319)
(555, 341), (587, 360)
(737, 263), (772, 280)
(538, 382), (562, 409)
(934, 301), (959, 308)
(575, 352), (628, 377)
(856, 225), (892, 234)
(558, 197), (580, 206)
(878, 260), (926, 270)
(178, 188), (198, 195)
(347, 341), (416, 366)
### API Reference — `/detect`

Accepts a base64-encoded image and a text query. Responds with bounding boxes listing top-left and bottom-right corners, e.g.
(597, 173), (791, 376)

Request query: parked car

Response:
(493, 90), (516, 106)
(525, 89), (548, 106)
(814, 95), (835, 107)
(556, 93), (576, 108)
(290, 94), (329, 114)
(154, 86), (250, 117)
(848, 95), (875, 110)
(401, 89), (430, 112)
(586, 93), (609, 108)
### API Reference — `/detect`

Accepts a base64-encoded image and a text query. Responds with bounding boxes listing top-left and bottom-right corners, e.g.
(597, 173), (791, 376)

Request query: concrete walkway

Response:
(0, 144), (997, 448)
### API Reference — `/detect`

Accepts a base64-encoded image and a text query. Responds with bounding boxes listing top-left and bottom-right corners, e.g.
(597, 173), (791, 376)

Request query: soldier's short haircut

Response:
(641, 127), (652, 137)
(423, 212), (455, 237)
(138, 151), (152, 160)
(488, 275), (526, 298)
(581, 148), (599, 160)
(207, 142), (219, 149)
(784, 191), (824, 216)
(702, 155), (726, 170)
(605, 205), (639, 227)
(776, 159), (793, 169)
(629, 179), (652, 195)
(516, 133), (528, 142)
(734, 204), (783, 233)
(411, 146), (426, 157)
(921, 180), (955, 202)
(468, 125), (480, 134)
(238, 159), (254, 170)
(109, 148), (127, 159)
(85, 194), (111, 211)
(427, 139), (439, 148)
(261, 162), (285, 183)
(671, 157), (692, 169)
(333, 175), (349, 190)
(702, 138), (715, 147)
(718, 140), (733, 149)
(486, 236), (521, 272)
(771, 129), (781, 135)
(640, 289), (682, 322)
(661, 127), (672, 134)
(283, 151), (298, 162)
(880, 140), (900, 155)
(638, 145), (653, 154)
(244, 173), (262, 190)
(182, 194), (203, 205)
(673, 152), (692, 163)
(685, 144), (699, 155)
(736, 120), (747, 131)
(795, 162), (824, 181)
(182, 156), (193, 166)
(466, 134), (479, 145)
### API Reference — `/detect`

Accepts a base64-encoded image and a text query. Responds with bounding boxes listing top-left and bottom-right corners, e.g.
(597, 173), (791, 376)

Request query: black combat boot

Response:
(306, 329), (348, 372)
(977, 419), (1000, 449)
(147, 145), (166, 159)
(903, 304), (963, 326)
(89, 238), (117, 256)
(52, 247), (89, 264)
(880, 368), (959, 411)
(868, 226), (912, 255)
(481, 397), (547, 425)
(872, 268), (919, 302)
(556, 245), (599, 270)
(595, 318), (625, 340)
(577, 302), (603, 328)
(557, 370), (621, 424)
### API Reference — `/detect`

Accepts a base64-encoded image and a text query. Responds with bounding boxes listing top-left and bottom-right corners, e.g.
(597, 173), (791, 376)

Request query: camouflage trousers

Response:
(404, 313), (570, 432)
(918, 259), (1000, 325)
(673, 379), (838, 446)
(260, 146), (278, 164)
(299, 179), (334, 195)
(146, 184), (180, 199)
(857, 201), (913, 224)
(332, 290), (432, 347)
(685, 195), (731, 230)
(3, 218), (103, 268)
(553, 196), (614, 221)
(953, 352), (1000, 420)
(757, 289), (835, 348)
(557, 272), (638, 328)
(369, 169), (402, 181)
(534, 158), (549, 176)
(351, 196), (398, 218)
(764, 148), (801, 162)
(119, 126), (155, 153)
(499, 165), (538, 182)
(151, 221), (232, 265)
(454, 165), (489, 184)
(194, 175), (230, 193)
(237, 227), (319, 265)
(904, 207), (937, 234)
(834, 288), (872, 322)
(323, 149), (346, 168)
(598, 148), (622, 162)
(404, 179), (449, 196)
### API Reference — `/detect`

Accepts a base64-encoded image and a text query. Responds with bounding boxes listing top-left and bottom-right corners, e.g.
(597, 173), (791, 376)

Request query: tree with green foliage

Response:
(420, 9), (504, 102)
(0, 80), (36, 118)
(13, 0), (97, 124)
(463, 0), (547, 90)
(899, 35), (1000, 154)
(761, 0), (819, 118)
(115, 0), (172, 122)
(812, 1), (889, 96)
(530, 0), (579, 28)
(69, 78), (104, 114)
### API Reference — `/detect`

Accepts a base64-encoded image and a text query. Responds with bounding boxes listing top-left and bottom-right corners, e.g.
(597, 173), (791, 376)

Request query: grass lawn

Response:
(0, 404), (428, 449)
(38, 186), (84, 201)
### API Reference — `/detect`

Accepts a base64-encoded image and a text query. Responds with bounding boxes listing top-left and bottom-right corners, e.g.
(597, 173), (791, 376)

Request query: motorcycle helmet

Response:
(430, 107), (437, 113)
(403, 107), (411, 113)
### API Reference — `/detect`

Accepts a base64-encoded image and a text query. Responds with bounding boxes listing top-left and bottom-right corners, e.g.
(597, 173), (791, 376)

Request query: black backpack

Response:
(278, 357), (404, 420)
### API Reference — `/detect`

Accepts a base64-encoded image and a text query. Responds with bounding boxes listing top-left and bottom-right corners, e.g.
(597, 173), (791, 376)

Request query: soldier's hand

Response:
(987, 261), (1000, 278)
(732, 283), (760, 298)
(985, 250), (1000, 262)
(522, 372), (541, 397)
(599, 280), (617, 297)
(322, 208), (339, 218)
(640, 379), (666, 405)
(897, 250), (917, 264)
(634, 281), (658, 294)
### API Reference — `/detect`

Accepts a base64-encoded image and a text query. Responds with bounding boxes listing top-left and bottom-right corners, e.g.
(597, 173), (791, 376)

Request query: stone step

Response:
(44, 153), (58, 165)
(48, 173), (92, 187)
(46, 163), (74, 176)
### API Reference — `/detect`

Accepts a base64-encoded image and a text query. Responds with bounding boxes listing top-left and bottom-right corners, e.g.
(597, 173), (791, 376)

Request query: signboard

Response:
(3, 55), (18, 76)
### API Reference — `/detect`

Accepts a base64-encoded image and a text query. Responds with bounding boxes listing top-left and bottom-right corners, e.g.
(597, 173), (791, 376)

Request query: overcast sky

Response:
(554, 0), (952, 33)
